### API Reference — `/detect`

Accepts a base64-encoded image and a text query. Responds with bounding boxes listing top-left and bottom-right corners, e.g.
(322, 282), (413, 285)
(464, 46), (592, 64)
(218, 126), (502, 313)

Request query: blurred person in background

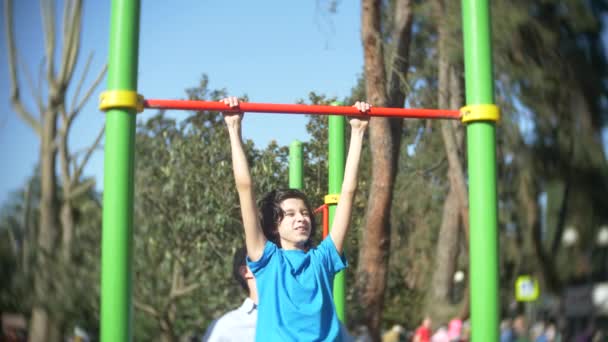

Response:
(381, 324), (404, 342)
(500, 318), (515, 342)
(202, 247), (257, 342)
(513, 315), (531, 342)
(430, 324), (449, 342)
(413, 316), (432, 342)
(447, 317), (462, 342)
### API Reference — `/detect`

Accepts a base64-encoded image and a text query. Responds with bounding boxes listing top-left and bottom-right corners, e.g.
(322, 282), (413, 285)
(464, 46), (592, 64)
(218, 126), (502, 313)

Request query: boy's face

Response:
(277, 198), (311, 250)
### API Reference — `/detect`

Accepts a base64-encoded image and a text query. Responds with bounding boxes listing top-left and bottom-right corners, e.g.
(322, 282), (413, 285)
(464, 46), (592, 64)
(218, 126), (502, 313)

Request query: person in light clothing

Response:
(202, 247), (257, 342)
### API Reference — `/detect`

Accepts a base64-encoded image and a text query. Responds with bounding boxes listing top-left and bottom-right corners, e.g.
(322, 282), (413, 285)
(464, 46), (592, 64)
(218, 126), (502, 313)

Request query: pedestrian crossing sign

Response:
(515, 275), (539, 302)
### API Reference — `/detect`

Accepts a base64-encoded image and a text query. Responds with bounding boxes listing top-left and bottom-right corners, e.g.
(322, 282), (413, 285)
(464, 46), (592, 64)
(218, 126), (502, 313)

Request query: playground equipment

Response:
(289, 104), (348, 322)
(99, 0), (499, 341)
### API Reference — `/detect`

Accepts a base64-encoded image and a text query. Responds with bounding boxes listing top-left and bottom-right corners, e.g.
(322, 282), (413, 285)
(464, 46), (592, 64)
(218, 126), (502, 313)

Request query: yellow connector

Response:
(460, 104), (500, 123)
(324, 194), (340, 205)
(99, 90), (144, 113)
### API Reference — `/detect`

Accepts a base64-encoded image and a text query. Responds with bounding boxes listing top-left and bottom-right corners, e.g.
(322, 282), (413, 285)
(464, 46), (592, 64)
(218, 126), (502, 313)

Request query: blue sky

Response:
(0, 1), (364, 204)
(2, 2), (607, 206)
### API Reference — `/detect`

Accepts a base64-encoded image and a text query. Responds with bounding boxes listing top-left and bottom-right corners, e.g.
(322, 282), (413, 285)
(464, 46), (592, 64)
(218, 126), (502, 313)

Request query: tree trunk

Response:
(30, 109), (60, 342)
(160, 316), (177, 342)
(60, 202), (75, 261)
(5, 1), (94, 340)
(357, 1), (412, 339)
(357, 1), (390, 340)
(22, 179), (33, 274)
(449, 66), (470, 321)
(59, 121), (75, 262)
(448, 68), (469, 242)
(426, 0), (470, 322)
(427, 188), (460, 316)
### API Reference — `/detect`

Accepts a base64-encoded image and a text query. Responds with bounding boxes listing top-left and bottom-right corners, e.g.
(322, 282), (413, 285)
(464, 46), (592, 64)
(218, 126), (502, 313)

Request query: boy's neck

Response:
(280, 240), (308, 252)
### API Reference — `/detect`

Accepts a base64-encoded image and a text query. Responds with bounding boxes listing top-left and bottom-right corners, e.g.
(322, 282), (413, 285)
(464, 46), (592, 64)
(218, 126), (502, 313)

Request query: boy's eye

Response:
(301, 211), (310, 217)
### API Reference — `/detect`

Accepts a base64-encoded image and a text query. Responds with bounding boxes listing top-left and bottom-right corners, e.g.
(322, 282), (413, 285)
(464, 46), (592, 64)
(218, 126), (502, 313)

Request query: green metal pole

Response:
(101, 0), (140, 341)
(328, 102), (346, 322)
(461, 1), (499, 341)
(289, 140), (303, 189)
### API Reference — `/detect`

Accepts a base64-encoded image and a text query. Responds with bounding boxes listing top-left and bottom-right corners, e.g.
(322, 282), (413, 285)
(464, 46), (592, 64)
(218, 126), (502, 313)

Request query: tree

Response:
(131, 77), (290, 341)
(423, 0), (470, 323)
(4, 0), (105, 340)
(490, 0), (608, 296)
(0, 172), (103, 338)
(0, 177), (39, 314)
(357, 0), (413, 339)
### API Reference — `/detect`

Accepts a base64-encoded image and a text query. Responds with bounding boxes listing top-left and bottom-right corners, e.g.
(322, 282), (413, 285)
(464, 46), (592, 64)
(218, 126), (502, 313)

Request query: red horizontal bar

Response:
(143, 99), (461, 120)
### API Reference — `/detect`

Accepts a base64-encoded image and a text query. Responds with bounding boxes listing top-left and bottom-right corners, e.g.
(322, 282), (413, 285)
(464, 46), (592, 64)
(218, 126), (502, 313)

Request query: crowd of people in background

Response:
(498, 314), (605, 342)
(369, 314), (606, 342)
(374, 316), (468, 342)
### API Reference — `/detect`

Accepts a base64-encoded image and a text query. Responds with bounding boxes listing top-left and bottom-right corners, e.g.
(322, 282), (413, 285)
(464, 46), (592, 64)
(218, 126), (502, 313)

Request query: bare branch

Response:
(66, 8), (82, 83)
(18, 57), (44, 113)
(186, 266), (207, 284)
(70, 141), (104, 160)
(71, 63), (108, 118)
(134, 299), (160, 318)
(62, 0), (72, 39)
(67, 178), (96, 200)
(59, 0), (72, 83)
(58, 0), (82, 85)
(70, 52), (94, 112)
(71, 156), (78, 178)
(387, 0), (413, 108)
(73, 125), (105, 181)
(38, 57), (45, 101)
(40, 0), (56, 86)
(5, 0), (42, 136)
(60, 97), (70, 126)
(170, 259), (180, 297)
(59, 106), (72, 188)
(170, 282), (202, 300)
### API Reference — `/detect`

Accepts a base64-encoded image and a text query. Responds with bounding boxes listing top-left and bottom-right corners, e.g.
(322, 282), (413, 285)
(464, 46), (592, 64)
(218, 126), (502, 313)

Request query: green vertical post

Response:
(461, 1), (499, 341)
(101, 0), (140, 341)
(289, 140), (303, 189)
(328, 102), (346, 321)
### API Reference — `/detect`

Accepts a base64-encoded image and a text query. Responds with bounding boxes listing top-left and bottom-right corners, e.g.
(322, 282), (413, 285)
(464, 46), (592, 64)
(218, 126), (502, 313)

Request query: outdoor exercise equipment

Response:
(99, 1), (499, 341)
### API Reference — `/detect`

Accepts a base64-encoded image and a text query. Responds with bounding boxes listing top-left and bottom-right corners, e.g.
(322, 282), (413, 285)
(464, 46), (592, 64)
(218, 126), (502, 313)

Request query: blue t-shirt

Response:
(247, 236), (347, 342)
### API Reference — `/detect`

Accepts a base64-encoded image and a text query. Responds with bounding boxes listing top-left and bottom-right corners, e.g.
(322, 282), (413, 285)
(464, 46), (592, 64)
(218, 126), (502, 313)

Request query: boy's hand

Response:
(351, 101), (371, 130)
(220, 96), (243, 127)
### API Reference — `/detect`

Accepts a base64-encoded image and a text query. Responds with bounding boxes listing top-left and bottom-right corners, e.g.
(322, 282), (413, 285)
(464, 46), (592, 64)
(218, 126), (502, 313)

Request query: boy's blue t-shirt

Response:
(247, 236), (347, 342)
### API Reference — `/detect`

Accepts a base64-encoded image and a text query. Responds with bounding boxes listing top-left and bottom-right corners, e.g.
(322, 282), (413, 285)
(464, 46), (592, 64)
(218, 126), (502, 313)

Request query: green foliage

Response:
(2, 0), (607, 335)
(0, 173), (102, 335)
(131, 76), (289, 339)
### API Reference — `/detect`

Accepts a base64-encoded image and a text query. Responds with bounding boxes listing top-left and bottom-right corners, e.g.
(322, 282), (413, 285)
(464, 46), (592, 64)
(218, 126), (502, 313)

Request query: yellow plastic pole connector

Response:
(324, 194), (340, 205)
(460, 104), (500, 123)
(99, 90), (144, 113)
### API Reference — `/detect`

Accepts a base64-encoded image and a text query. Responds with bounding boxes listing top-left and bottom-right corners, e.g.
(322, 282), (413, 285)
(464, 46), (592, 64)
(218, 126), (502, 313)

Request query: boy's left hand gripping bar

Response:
(99, 90), (145, 113)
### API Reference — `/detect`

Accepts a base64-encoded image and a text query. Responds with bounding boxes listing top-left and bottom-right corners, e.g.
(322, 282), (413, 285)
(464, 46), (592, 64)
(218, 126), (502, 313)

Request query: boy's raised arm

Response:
(329, 101), (370, 254)
(222, 97), (267, 261)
